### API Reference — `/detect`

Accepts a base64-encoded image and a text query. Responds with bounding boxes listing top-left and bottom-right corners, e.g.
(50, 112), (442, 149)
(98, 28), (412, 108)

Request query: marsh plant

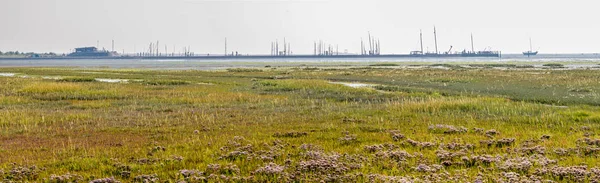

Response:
(0, 67), (600, 182)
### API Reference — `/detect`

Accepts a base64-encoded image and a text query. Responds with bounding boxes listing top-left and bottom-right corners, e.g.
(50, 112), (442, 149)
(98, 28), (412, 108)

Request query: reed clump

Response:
(58, 77), (96, 82)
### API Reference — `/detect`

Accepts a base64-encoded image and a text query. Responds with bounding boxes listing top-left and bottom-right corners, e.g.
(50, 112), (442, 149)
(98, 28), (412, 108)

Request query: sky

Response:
(1, 0), (599, 54)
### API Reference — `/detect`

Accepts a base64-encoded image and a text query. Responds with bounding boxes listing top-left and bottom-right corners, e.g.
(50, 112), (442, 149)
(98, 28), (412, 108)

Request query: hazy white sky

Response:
(1, 0), (598, 54)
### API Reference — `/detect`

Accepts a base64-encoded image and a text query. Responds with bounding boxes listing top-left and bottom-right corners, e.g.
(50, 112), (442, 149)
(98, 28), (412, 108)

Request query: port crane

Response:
(445, 46), (453, 54)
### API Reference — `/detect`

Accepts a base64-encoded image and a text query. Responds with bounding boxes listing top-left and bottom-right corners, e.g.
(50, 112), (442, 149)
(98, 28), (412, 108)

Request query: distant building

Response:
(75, 47), (98, 53)
(68, 47), (117, 57)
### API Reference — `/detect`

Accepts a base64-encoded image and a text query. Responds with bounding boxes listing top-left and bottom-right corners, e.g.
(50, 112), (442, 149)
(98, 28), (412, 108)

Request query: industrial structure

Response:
(61, 28), (501, 59)
(271, 38), (292, 56)
(67, 47), (117, 57)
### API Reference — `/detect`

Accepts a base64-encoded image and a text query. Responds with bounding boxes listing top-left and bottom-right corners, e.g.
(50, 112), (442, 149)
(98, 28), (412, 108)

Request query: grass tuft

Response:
(58, 77), (96, 82)
(142, 80), (189, 86)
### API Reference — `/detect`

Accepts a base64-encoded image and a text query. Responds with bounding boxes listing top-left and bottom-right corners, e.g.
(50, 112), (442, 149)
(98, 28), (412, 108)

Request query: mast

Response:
(471, 33), (475, 53)
(529, 37), (533, 52)
(283, 38), (287, 56)
(271, 42), (273, 56)
(314, 41), (316, 56)
(434, 26), (438, 54)
(319, 40), (322, 55)
(420, 30), (424, 54)
(149, 42), (153, 56)
(368, 32), (373, 55)
(375, 40), (378, 55)
(225, 38), (227, 56)
(361, 39), (364, 55)
(317, 41), (320, 55)
(377, 39), (380, 55)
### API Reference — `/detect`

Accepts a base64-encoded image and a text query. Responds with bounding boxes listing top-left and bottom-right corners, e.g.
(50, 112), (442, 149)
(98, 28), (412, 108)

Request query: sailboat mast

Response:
(314, 41), (316, 56)
(378, 39), (381, 55)
(529, 38), (533, 52)
(471, 33), (475, 53)
(420, 30), (424, 54)
(283, 38), (287, 56)
(360, 39), (364, 55)
(434, 26), (438, 54)
(368, 32), (373, 55)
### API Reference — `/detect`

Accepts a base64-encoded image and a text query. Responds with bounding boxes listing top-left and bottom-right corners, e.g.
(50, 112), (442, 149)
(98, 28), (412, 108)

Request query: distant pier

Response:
(0, 52), (501, 61)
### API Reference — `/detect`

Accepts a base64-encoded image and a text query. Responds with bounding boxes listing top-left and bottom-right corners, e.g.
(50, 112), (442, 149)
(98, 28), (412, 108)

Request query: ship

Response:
(523, 51), (538, 56)
(523, 38), (538, 56)
(411, 28), (500, 57)
(44, 31), (501, 60)
(68, 47), (118, 57)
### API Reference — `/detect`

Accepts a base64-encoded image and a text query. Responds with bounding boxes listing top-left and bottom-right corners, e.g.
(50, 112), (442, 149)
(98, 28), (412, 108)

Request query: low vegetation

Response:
(468, 64), (517, 68)
(0, 66), (600, 182)
(58, 77), (96, 82)
(369, 63), (399, 67)
(543, 63), (565, 68)
(227, 68), (263, 72)
(141, 80), (190, 86)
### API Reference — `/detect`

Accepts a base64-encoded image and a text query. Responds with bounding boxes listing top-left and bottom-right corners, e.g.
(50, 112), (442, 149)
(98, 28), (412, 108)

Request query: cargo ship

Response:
(68, 47), (118, 57)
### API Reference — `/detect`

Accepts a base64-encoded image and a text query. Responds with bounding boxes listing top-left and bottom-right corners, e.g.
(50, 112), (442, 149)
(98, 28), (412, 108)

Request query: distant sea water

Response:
(1, 54), (599, 70)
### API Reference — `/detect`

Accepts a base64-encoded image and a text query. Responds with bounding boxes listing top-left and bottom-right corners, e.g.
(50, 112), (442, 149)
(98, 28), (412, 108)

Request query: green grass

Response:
(468, 64), (517, 68)
(543, 63), (565, 68)
(369, 63), (399, 67)
(227, 68), (263, 72)
(429, 63), (464, 69)
(58, 77), (96, 82)
(141, 80), (190, 86)
(516, 65), (535, 68)
(0, 66), (600, 182)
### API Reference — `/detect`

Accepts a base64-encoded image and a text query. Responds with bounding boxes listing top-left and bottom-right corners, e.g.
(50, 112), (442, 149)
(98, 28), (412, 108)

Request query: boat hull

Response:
(523, 51), (538, 56)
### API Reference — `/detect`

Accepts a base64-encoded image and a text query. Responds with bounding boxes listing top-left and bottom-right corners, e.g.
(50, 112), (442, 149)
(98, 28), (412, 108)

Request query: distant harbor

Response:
(3, 51), (501, 60)
(1, 27), (509, 60)
(61, 28), (501, 60)
(1, 54), (600, 71)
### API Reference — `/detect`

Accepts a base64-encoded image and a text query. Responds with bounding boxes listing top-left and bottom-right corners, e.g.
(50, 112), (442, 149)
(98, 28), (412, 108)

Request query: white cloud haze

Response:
(1, 0), (598, 54)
